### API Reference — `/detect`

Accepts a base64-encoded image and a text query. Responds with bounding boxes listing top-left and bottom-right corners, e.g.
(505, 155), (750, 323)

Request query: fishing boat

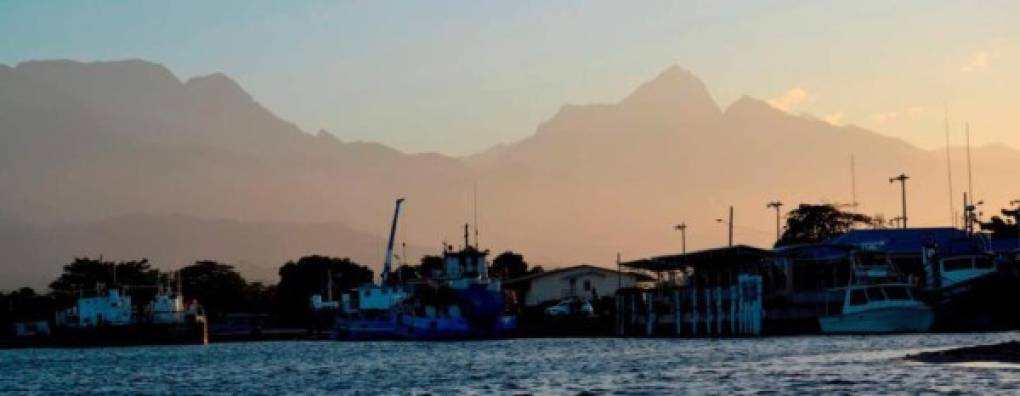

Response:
(920, 238), (1020, 331)
(818, 251), (933, 334)
(819, 283), (933, 334)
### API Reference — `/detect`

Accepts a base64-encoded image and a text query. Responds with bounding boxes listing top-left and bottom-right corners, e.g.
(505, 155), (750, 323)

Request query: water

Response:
(3, 332), (1019, 394)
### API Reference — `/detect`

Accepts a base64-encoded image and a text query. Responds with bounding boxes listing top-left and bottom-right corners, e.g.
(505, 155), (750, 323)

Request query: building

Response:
(504, 265), (646, 308)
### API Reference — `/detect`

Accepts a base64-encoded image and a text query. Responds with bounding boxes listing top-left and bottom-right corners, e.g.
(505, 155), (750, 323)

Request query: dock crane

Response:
(381, 198), (405, 284)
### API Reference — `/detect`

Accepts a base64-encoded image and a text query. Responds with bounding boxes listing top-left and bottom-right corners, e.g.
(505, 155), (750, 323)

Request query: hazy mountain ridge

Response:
(0, 214), (429, 289)
(2, 59), (1019, 289)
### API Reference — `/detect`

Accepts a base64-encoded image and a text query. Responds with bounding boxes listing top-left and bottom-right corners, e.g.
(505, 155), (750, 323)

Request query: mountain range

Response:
(2, 60), (1018, 290)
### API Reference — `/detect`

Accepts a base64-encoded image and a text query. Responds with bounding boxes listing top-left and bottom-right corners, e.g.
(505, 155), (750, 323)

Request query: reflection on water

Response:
(2, 332), (1019, 394)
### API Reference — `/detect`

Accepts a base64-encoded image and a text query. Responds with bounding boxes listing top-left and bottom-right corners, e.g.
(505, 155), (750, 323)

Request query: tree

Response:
(392, 265), (421, 283)
(179, 261), (252, 321)
(418, 255), (444, 279)
(775, 204), (873, 247)
(274, 255), (374, 325)
(490, 251), (529, 280)
(0, 287), (55, 324)
(49, 257), (160, 305)
(980, 208), (1020, 238)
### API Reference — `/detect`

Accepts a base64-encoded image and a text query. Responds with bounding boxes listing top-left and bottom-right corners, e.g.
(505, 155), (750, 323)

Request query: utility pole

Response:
(673, 222), (687, 254)
(767, 201), (784, 242)
(716, 206), (734, 247)
(889, 174), (909, 229)
(1010, 200), (1020, 249)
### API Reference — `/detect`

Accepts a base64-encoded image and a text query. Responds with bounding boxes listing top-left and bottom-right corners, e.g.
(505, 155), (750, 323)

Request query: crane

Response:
(382, 198), (405, 284)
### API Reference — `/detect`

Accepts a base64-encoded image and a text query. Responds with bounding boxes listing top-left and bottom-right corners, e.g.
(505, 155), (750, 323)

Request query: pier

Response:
(614, 246), (776, 337)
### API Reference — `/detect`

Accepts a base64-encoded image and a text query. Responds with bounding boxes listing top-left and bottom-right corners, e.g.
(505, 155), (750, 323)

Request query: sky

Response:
(1, 1), (1016, 155)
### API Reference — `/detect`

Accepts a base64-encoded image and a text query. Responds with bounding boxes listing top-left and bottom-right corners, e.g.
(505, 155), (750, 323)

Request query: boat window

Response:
(865, 287), (886, 301)
(942, 258), (973, 272)
(850, 289), (867, 305)
(883, 286), (910, 300)
(974, 258), (994, 269)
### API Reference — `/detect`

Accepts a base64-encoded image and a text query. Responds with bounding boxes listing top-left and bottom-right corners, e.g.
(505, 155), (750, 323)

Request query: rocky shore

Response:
(906, 341), (1020, 364)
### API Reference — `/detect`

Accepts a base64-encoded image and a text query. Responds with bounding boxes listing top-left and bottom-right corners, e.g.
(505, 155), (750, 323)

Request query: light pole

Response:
(889, 174), (909, 229)
(716, 206), (734, 247)
(767, 201), (784, 242)
(1010, 200), (1020, 249)
(673, 222), (687, 254)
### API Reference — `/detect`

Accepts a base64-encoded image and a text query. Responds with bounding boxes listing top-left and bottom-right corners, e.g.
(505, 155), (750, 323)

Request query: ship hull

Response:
(819, 306), (934, 334)
(923, 270), (1020, 332)
(3, 322), (208, 349)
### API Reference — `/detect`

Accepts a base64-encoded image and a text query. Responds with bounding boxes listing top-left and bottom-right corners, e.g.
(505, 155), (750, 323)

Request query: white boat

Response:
(819, 283), (933, 334)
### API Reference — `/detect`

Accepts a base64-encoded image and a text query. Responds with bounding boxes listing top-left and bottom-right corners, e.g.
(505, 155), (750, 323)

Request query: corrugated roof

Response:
(621, 245), (772, 272)
(502, 264), (649, 285)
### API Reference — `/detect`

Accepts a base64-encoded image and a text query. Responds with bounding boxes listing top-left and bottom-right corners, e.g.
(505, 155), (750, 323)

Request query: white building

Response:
(504, 265), (646, 307)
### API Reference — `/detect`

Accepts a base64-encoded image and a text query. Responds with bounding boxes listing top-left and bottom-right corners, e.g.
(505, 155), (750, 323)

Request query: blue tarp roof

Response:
(829, 227), (969, 254)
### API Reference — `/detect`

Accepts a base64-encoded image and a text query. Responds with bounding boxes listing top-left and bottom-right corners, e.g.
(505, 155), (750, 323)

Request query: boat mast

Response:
(944, 107), (955, 227)
(382, 198), (405, 284)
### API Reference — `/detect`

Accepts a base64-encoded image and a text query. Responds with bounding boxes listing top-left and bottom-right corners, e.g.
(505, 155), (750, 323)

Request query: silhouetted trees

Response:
(0, 288), (54, 326)
(48, 257), (161, 305)
(179, 261), (264, 322)
(980, 208), (1020, 238)
(418, 255), (445, 279)
(490, 251), (532, 280)
(274, 255), (373, 325)
(776, 204), (873, 247)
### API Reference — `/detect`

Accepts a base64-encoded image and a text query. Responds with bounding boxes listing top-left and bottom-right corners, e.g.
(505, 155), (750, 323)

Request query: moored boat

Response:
(819, 283), (933, 334)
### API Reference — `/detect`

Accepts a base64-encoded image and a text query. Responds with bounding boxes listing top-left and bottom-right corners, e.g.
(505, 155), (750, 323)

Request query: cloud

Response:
(821, 112), (845, 126)
(868, 106), (925, 124)
(767, 87), (810, 113)
(960, 51), (992, 73)
(960, 38), (1006, 73)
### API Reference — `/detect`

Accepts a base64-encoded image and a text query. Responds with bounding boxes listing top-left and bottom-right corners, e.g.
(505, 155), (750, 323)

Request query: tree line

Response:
(2, 251), (539, 328)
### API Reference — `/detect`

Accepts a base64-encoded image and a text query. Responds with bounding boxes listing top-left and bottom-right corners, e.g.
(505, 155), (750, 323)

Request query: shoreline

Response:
(905, 341), (1020, 364)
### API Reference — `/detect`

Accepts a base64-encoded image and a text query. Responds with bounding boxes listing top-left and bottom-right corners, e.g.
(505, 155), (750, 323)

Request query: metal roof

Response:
(621, 245), (773, 272)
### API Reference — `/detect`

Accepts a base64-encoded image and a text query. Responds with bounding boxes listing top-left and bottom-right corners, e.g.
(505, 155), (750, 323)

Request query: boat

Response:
(818, 251), (933, 334)
(47, 281), (208, 347)
(920, 238), (1020, 331)
(819, 283), (933, 334)
(333, 198), (517, 340)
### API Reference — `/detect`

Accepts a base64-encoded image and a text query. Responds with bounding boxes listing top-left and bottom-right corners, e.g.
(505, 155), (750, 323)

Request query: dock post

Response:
(718, 285), (726, 334)
(736, 277), (744, 335)
(673, 290), (681, 336)
(644, 293), (653, 336)
(704, 288), (712, 336)
(615, 294), (622, 335)
(629, 293), (637, 335)
(690, 287), (698, 336)
(729, 285), (736, 336)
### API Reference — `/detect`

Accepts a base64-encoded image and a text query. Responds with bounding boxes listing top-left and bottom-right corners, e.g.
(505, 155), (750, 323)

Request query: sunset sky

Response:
(2, 1), (1016, 155)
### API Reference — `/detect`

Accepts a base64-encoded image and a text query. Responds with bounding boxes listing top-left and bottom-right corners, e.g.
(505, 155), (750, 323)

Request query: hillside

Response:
(2, 60), (1019, 289)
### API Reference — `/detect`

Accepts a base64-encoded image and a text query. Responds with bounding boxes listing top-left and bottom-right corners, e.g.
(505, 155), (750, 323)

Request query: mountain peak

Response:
(619, 65), (721, 117)
(185, 72), (252, 102)
(725, 95), (776, 116)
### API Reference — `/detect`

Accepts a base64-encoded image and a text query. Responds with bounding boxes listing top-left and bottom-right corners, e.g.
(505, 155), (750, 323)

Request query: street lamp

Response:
(767, 201), (784, 242)
(673, 222), (687, 254)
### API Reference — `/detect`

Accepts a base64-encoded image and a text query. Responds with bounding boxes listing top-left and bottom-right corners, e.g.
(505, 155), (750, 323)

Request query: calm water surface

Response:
(3, 332), (1019, 394)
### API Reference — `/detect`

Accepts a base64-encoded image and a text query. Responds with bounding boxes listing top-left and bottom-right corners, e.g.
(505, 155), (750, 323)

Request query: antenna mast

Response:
(473, 182), (479, 248)
(944, 107), (956, 227)
(850, 154), (858, 208)
(965, 122), (974, 204)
